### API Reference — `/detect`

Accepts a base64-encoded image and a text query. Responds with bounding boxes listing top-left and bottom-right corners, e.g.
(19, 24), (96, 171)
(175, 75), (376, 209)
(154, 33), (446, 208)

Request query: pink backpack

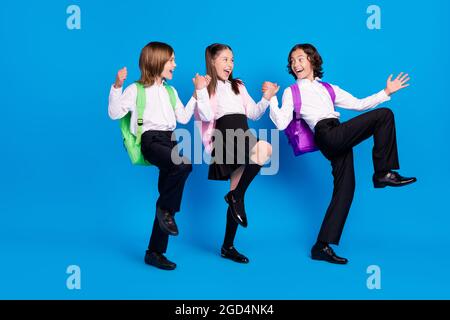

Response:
(194, 84), (247, 153)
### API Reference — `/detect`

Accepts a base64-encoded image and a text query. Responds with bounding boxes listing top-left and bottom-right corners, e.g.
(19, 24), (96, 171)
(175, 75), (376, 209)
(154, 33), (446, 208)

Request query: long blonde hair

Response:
(138, 42), (174, 87)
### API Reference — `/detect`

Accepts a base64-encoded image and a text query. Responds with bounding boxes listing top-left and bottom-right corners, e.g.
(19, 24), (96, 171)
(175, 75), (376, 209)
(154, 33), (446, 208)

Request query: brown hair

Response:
(287, 44), (324, 79)
(138, 42), (174, 87)
(205, 43), (243, 96)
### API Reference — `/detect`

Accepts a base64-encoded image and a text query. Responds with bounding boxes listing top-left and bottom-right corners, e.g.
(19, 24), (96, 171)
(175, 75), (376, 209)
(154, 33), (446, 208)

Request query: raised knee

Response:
(258, 141), (272, 156)
(183, 163), (193, 173)
(175, 162), (192, 174)
(378, 107), (394, 119)
(265, 142), (273, 157)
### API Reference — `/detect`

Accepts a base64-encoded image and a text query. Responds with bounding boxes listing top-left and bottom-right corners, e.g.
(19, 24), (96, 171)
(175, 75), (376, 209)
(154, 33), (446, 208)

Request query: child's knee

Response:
(259, 141), (272, 159)
(265, 142), (273, 157)
(171, 161), (192, 175)
(181, 163), (193, 174)
(377, 107), (394, 119)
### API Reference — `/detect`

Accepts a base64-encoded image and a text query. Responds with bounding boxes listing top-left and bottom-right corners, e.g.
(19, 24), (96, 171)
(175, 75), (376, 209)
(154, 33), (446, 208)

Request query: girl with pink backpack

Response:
(195, 43), (279, 264)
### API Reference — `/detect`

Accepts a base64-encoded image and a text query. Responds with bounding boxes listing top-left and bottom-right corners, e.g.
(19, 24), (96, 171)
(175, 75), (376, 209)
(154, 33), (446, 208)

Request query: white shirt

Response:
(270, 78), (391, 131)
(108, 82), (211, 134)
(212, 80), (271, 121)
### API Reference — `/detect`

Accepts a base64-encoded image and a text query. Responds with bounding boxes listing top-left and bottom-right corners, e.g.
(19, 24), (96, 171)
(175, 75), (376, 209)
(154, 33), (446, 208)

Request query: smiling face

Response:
(290, 49), (314, 81)
(212, 49), (234, 81)
(161, 53), (176, 80)
(138, 42), (175, 86)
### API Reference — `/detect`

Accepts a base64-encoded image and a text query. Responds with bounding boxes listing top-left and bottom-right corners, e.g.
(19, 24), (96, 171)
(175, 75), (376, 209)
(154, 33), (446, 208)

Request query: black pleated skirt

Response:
(208, 114), (258, 181)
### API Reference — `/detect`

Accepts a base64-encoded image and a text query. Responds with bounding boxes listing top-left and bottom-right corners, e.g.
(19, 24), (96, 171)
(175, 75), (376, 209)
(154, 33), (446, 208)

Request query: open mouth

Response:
(295, 68), (304, 74)
(224, 69), (231, 77)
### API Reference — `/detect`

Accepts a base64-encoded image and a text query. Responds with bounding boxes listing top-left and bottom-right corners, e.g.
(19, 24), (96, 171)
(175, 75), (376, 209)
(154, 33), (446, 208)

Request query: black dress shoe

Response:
(311, 244), (348, 265)
(221, 246), (249, 264)
(224, 191), (248, 228)
(156, 207), (179, 236)
(373, 171), (417, 188)
(144, 251), (177, 270)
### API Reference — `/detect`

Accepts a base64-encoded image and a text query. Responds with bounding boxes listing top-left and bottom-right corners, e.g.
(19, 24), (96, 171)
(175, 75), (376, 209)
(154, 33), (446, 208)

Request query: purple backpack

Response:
(285, 81), (336, 156)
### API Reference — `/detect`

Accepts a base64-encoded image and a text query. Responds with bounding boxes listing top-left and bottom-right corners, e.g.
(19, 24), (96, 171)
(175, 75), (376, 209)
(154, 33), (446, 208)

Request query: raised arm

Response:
(174, 74), (212, 124)
(241, 83), (278, 121)
(268, 87), (294, 131)
(333, 73), (410, 111)
(108, 67), (136, 120)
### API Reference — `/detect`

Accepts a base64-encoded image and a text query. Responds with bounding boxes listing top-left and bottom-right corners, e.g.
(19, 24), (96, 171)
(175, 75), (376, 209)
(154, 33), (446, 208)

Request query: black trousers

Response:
(314, 108), (400, 244)
(141, 130), (192, 253)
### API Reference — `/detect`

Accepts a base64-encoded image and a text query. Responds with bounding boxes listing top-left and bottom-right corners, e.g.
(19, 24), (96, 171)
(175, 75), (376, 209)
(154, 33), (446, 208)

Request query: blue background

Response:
(1, 0), (449, 299)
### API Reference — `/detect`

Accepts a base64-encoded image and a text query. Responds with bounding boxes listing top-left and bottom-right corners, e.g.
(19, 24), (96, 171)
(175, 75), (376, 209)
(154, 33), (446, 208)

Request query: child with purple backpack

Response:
(265, 43), (416, 264)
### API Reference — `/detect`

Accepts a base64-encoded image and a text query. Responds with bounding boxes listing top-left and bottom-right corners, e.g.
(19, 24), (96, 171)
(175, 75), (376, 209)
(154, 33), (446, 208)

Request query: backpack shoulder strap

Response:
(194, 89), (216, 123)
(290, 83), (302, 120)
(318, 81), (336, 105)
(163, 84), (177, 110)
(194, 91), (216, 154)
(135, 82), (146, 144)
(208, 92), (218, 115)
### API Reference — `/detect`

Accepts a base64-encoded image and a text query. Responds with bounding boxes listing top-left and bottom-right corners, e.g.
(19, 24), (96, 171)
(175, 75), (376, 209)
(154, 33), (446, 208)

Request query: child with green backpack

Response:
(108, 41), (211, 270)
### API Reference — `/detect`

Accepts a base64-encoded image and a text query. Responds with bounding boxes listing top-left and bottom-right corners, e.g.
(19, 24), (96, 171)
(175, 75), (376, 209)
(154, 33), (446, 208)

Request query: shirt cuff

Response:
(379, 89), (391, 102)
(269, 96), (279, 108)
(110, 84), (123, 94)
(260, 97), (272, 109)
(195, 87), (209, 101)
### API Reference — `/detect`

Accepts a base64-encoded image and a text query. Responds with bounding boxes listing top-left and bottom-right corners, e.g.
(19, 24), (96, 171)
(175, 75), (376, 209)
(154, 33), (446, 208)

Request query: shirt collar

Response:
(297, 77), (321, 85)
(150, 80), (166, 89)
(218, 79), (231, 85)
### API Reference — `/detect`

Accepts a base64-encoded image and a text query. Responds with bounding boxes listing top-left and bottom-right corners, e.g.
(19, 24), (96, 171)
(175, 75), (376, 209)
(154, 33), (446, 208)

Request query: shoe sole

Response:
(311, 254), (348, 265)
(373, 179), (417, 189)
(221, 253), (250, 264)
(145, 259), (177, 270)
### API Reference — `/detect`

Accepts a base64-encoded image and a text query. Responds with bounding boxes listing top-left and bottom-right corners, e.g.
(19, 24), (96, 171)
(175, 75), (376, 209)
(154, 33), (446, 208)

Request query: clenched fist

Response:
(192, 73), (211, 90)
(114, 67), (127, 88)
(262, 81), (280, 100)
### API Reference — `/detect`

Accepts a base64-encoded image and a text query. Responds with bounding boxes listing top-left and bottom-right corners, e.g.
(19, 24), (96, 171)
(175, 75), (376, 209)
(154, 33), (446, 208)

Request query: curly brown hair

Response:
(287, 44), (324, 79)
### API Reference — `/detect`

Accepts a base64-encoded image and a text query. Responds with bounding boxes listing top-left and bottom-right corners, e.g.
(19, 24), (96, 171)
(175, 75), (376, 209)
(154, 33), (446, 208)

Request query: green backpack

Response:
(120, 82), (177, 166)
